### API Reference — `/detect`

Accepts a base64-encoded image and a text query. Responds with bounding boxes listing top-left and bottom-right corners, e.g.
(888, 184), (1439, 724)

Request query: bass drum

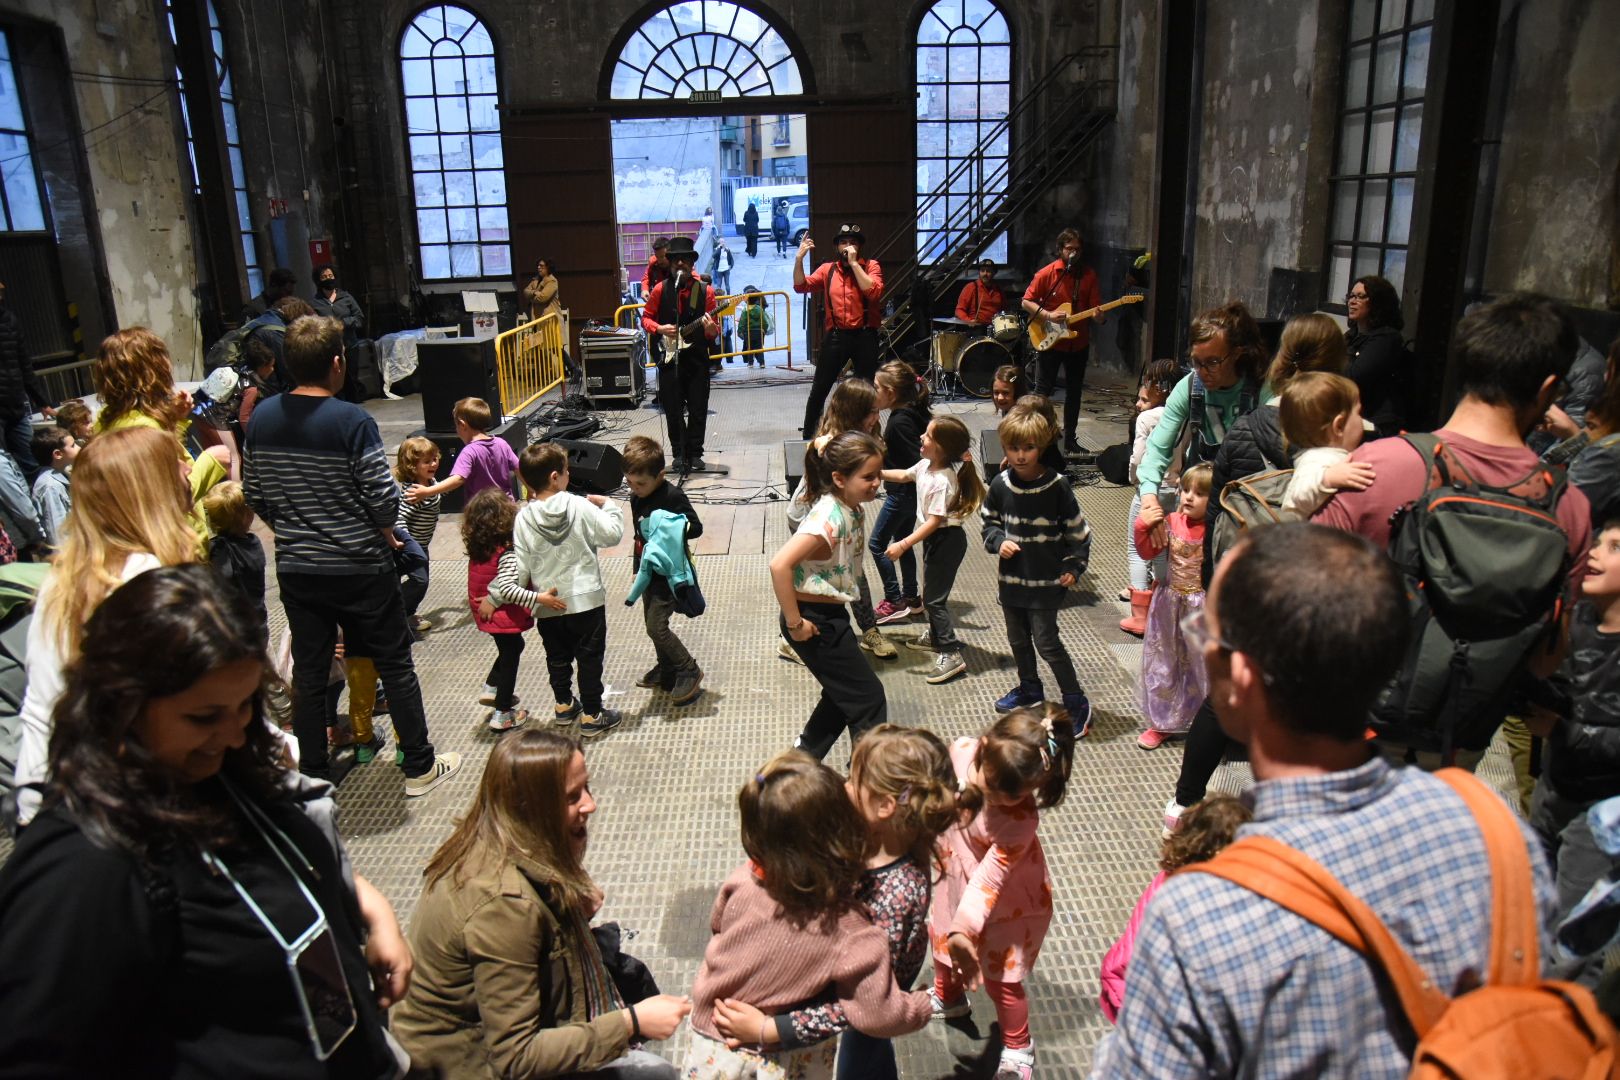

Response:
(957, 338), (1011, 398)
(989, 311), (1025, 345)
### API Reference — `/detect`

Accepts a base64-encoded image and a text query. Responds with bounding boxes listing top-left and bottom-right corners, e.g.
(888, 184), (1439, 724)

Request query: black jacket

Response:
(1543, 604), (1620, 804)
(1205, 403), (1289, 584)
(1347, 324), (1408, 435)
(882, 403), (930, 471)
(0, 305), (46, 419)
(311, 289), (365, 346)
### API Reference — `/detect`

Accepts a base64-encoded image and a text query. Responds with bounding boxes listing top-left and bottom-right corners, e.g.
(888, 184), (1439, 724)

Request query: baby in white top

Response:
(1279, 372), (1377, 518)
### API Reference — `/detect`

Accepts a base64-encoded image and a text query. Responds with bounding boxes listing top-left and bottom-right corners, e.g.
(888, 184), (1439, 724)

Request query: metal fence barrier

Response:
(494, 311), (566, 415)
(614, 289), (794, 367)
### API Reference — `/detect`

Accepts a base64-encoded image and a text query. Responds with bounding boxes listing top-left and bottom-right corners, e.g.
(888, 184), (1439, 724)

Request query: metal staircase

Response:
(866, 47), (1119, 352)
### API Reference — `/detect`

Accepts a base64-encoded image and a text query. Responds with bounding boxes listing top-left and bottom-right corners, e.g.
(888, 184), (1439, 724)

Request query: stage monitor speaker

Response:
(783, 439), (808, 492)
(417, 337), (501, 433)
(555, 439), (624, 495)
(980, 429), (1001, 469)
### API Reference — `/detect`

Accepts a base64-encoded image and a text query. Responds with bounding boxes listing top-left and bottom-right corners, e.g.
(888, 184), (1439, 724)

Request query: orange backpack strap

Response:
(1434, 768), (1541, 985)
(1182, 835), (1450, 1036)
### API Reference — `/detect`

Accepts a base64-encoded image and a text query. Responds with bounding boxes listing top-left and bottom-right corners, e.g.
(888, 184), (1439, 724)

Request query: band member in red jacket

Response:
(1022, 229), (1104, 454)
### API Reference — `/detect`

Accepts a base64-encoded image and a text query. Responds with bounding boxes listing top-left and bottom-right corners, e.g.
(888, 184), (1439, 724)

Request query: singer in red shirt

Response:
(955, 259), (1004, 326)
(792, 222), (884, 439)
(1022, 228), (1104, 453)
(641, 237), (719, 471)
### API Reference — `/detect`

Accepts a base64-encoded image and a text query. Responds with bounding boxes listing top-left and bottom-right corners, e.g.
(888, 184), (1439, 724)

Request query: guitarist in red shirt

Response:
(642, 237), (719, 472)
(1022, 229), (1103, 454)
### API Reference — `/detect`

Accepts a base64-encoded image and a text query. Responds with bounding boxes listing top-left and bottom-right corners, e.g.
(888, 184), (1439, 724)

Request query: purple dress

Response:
(1136, 513), (1207, 734)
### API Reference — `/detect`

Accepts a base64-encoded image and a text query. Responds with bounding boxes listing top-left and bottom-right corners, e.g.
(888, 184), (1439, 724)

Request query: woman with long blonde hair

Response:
(394, 729), (691, 1078)
(93, 326), (236, 500)
(11, 426), (199, 826)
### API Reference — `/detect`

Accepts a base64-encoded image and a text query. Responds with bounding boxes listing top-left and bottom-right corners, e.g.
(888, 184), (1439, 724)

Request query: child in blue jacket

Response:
(622, 436), (705, 705)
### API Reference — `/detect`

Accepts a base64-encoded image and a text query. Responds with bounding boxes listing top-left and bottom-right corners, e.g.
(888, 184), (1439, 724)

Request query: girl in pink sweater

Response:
(684, 750), (932, 1079)
(1097, 794), (1251, 1022)
(930, 707), (1077, 1080)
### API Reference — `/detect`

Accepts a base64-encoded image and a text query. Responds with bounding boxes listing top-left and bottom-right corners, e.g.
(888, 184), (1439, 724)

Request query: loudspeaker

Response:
(783, 439), (808, 492)
(555, 439), (624, 495)
(980, 429), (1001, 469)
(417, 337), (501, 433)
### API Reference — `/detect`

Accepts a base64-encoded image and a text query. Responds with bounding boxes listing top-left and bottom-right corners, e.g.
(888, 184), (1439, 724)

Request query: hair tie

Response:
(897, 785), (912, 805)
(755, 772), (767, 785)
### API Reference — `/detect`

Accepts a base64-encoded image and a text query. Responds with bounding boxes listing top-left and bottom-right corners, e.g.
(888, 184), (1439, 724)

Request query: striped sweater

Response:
(242, 393), (398, 575)
(488, 548), (543, 610)
(979, 466), (1091, 609)
(397, 490), (441, 548)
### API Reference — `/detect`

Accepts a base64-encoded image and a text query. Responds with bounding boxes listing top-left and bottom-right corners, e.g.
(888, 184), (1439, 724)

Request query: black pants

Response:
(801, 328), (880, 438)
(279, 569), (436, 777)
(1034, 344), (1091, 441)
(745, 227), (758, 257)
(785, 602), (888, 760)
(922, 527), (967, 651)
(659, 351), (712, 462)
(643, 592), (695, 673)
(2, 411), (38, 483)
(1006, 604), (1080, 696)
(1173, 697), (1242, 807)
(484, 633), (525, 711)
(536, 606), (608, 714)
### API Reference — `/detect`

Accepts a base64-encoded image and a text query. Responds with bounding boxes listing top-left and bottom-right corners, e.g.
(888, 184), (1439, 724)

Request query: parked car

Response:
(788, 201), (810, 245)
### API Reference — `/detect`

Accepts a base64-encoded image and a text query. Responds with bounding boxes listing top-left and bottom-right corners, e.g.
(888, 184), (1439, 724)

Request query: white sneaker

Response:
(926, 652), (967, 684)
(1163, 797), (1189, 838)
(927, 987), (971, 1021)
(777, 639), (805, 666)
(996, 1044), (1035, 1079)
(404, 753), (462, 798)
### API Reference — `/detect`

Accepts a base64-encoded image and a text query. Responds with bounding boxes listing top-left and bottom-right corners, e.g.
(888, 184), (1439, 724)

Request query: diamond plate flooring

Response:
(10, 370), (1526, 1078)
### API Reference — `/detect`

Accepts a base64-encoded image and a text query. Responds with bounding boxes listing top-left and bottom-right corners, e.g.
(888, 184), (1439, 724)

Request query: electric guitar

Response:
(659, 291), (747, 363)
(1028, 294), (1145, 352)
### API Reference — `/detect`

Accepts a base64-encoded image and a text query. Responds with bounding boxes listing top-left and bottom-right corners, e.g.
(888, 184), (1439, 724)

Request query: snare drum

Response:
(989, 311), (1025, 345)
(931, 329), (971, 372)
(957, 338), (1011, 398)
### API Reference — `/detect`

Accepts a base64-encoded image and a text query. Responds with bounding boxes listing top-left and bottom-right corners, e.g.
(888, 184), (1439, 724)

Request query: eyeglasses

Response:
(1346, 291), (1369, 301)
(1189, 352), (1231, 373)
(207, 778), (357, 1061)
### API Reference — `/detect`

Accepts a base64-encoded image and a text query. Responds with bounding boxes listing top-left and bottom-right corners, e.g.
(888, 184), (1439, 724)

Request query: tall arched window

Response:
(611, 1), (803, 99)
(400, 5), (509, 280)
(915, 0), (1010, 264)
(166, 0), (261, 296)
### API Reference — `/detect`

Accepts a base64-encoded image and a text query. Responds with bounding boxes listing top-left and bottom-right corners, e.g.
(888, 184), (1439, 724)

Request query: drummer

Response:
(955, 258), (1004, 328)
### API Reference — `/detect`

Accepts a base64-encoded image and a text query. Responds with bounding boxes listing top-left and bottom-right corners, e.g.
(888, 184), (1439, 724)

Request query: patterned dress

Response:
(930, 738), (1054, 984)
(1135, 512), (1208, 734)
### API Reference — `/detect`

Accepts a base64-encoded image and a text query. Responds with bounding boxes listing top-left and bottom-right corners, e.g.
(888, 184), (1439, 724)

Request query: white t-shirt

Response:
(791, 494), (865, 603)
(911, 460), (964, 528)
(14, 552), (163, 825)
(1282, 446), (1351, 519)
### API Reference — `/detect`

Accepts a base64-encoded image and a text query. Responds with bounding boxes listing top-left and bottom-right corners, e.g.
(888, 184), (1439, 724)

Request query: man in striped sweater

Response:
(980, 406), (1094, 733)
(243, 315), (460, 796)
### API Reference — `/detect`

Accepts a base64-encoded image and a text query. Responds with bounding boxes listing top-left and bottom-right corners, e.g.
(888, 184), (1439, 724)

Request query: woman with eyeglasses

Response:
(1344, 275), (1410, 438)
(0, 565), (408, 1078)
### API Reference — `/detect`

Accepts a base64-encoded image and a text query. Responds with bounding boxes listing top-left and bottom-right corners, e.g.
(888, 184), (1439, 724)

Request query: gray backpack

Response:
(1210, 468), (1296, 567)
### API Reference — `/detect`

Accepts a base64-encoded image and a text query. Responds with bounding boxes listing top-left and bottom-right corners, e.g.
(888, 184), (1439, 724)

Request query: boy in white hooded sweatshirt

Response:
(511, 442), (626, 737)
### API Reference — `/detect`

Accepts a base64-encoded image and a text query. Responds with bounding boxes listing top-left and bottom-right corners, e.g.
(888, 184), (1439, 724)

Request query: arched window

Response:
(915, 0), (1010, 264)
(165, 0), (261, 296)
(400, 5), (509, 280)
(611, 1), (803, 99)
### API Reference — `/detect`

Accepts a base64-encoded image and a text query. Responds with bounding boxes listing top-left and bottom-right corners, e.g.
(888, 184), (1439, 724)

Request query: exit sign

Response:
(688, 90), (722, 103)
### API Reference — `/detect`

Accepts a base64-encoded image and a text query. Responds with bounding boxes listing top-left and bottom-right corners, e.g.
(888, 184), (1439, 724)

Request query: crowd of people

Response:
(0, 260), (1617, 1080)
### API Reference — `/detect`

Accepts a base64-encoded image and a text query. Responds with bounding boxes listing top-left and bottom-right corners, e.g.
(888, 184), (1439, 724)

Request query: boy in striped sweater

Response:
(980, 406), (1094, 733)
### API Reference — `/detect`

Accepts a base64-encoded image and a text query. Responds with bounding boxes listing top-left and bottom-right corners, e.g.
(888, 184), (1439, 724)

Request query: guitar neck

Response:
(1067, 297), (1132, 324)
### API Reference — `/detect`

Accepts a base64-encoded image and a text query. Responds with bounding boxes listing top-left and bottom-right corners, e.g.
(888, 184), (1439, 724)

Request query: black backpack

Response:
(1372, 433), (1572, 759)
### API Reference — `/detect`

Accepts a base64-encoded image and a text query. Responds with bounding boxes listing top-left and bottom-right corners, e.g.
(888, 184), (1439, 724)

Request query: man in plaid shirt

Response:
(1094, 525), (1557, 1078)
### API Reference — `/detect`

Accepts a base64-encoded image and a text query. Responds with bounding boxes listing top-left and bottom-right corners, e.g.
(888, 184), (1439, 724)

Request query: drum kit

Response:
(926, 312), (1030, 399)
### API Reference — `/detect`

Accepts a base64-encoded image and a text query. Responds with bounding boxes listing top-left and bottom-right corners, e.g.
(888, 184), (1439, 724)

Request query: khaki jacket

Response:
(523, 276), (561, 322)
(391, 855), (629, 1078)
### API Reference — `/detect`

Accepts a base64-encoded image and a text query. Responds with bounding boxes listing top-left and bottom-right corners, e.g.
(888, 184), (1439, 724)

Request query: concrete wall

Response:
(1479, 0), (1620, 308)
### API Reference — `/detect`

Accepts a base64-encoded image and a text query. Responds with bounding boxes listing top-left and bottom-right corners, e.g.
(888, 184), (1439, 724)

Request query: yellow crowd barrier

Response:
(494, 311), (566, 415)
(613, 289), (794, 367)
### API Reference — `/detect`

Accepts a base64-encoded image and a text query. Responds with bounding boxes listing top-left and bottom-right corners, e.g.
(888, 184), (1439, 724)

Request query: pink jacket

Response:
(1098, 872), (1165, 1023)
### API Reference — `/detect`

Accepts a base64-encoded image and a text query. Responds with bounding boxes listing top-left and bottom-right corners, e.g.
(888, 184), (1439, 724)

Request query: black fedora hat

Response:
(665, 236), (698, 259)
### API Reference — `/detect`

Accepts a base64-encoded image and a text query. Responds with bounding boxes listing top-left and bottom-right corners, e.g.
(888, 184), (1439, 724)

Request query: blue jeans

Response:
(868, 487), (919, 603)
(836, 1030), (897, 1080)
(3, 412), (37, 484)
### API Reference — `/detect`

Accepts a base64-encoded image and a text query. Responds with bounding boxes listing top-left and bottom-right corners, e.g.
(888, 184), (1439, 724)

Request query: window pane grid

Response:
(1326, 0), (1428, 298)
(915, 0), (1011, 265)
(0, 31), (47, 234)
(401, 4), (509, 280)
(612, 1), (804, 99)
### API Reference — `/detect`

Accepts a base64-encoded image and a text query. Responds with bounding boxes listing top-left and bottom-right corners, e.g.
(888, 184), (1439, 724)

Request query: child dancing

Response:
(930, 707), (1076, 1080)
(981, 407), (1094, 730)
(684, 750), (931, 1078)
(771, 431), (889, 759)
(709, 725), (959, 1080)
(882, 415), (985, 684)
(1134, 463), (1213, 749)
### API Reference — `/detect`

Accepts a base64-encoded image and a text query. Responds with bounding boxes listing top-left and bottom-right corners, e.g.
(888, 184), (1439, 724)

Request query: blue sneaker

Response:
(994, 684), (1044, 713)
(1063, 691), (1094, 738)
